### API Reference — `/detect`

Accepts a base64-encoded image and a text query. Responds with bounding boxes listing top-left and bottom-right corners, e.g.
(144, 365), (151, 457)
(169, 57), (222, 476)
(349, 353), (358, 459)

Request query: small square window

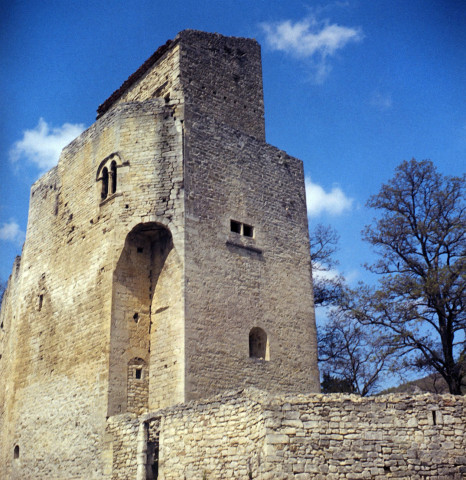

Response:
(230, 220), (241, 234)
(243, 224), (254, 237)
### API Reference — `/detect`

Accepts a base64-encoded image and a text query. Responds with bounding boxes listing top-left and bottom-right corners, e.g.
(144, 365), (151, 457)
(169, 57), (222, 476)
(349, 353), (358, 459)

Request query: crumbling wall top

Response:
(96, 38), (174, 118)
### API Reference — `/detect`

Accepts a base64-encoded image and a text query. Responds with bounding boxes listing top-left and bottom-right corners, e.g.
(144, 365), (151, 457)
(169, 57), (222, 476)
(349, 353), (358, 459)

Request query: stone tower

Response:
(0, 30), (319, 479)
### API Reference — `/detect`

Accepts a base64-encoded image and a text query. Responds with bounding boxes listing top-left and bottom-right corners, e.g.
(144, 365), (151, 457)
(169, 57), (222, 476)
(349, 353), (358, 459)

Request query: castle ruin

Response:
(1, 30), (465, 480)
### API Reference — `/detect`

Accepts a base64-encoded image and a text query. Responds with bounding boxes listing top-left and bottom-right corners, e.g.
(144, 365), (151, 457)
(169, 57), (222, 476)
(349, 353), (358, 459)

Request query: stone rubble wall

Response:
(107, 389), (466, 480)
(259, 392), (466, 480)
(106, 414), (140, 480)
(107, 390), (266, 480)
(159, 392), (266, 480)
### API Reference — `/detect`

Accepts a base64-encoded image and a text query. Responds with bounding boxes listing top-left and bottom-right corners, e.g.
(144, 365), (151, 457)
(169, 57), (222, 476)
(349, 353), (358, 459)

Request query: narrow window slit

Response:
(101, 167), (109, 200)
(110, 161), (117, 194)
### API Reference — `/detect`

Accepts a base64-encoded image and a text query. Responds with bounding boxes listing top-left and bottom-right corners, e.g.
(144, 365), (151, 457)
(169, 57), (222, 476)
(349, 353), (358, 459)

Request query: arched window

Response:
(110, 160), (117, 194)
(249, 327), (269, 360)
(96, 153), (125, 203)
(14, 445), (19, 460)
(101, 167), (109, 200)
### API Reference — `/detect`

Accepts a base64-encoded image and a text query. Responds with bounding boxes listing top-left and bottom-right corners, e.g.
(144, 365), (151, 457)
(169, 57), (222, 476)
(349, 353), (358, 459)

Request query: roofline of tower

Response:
(96, 30), (261, 120)
(96, 38), (175, 119)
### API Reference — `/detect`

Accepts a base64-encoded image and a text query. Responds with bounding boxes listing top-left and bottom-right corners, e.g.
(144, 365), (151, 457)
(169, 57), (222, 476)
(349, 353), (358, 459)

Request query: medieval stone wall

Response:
(107, 389), (466, 480)
(107, 42), (183, 117)
(179, 30), (266, 141)
(183, 111), (319, 401)
(0, 29), (407, 480)
(259, 392), (466, 479)
(0, 99), (185, 479)
(106, 30), (265, 141)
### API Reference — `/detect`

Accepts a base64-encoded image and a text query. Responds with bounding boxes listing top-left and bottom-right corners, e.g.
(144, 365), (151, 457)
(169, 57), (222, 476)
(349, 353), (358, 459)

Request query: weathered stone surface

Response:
(1, 29), (464, 480)
(107, 389), (466, 480)
(0, 30), (319, 479)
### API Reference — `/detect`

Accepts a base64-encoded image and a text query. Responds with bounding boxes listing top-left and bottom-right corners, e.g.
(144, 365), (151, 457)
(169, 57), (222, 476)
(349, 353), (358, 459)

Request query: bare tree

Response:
(318, 308), (399, 396)
(352, 159), (465, 394)
(310, 224), (345, 307)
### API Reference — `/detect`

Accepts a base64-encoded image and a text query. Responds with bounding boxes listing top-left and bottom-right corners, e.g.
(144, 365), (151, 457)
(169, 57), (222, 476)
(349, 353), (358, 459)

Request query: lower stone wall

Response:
(107, 389), (466, 480)
(106, 414), (140, 480)
(259, 392), (466, 480)
(159, 391), (265, 479)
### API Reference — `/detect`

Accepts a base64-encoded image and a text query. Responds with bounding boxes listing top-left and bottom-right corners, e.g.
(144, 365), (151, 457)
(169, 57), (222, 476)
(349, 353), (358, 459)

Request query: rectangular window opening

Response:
(230, 220), (241, 234)
(135, 368), (142, 380)
(243, 224), (254, 237)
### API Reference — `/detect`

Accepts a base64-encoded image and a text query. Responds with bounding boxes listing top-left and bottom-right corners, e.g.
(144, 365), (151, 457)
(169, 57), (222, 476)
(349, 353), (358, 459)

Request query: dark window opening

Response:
(249, 327), (268, 360)
(231, 220), (255, 238)
(432, 410), (437, 425)
(137, 247), (144, 253)
(101, 167), (109, 200)
(148, 441), (159, 480)
(110, 161), (117, 194)
(133, 312), (139, 323)
(135, 368), (142, 380)
(38, 294), (44, 311)
(14, 445), (19, 460)
(230, 220), (241, 234)
(383, 466), (390, 472)
(243, 224), (254, 237)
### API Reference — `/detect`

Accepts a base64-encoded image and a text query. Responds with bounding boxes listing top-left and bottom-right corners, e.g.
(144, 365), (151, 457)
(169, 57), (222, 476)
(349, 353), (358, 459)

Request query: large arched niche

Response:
(108, 222), (184, 416)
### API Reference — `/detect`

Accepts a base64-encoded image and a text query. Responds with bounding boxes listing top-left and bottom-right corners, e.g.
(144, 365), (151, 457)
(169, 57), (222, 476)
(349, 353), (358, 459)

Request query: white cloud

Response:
(312, 265), (341, 280)
(305, 177), (353, 217)
(261, 17), (362, 82)
(10, 118), (85, 172)
(0, 220), (25, 244)
(312, 261), (360, 285)
(370, 92), (393, 110)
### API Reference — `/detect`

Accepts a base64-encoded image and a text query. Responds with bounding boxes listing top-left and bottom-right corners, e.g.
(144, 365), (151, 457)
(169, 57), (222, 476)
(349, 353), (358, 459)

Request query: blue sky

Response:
(1, 1), (465, 315)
